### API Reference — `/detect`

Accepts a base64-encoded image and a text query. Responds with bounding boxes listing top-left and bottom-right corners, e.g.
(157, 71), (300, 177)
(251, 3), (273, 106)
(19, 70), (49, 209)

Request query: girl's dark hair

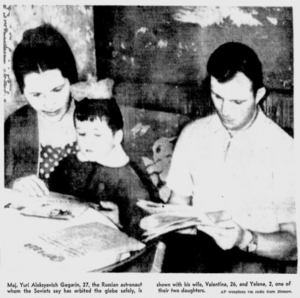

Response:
(74, 98), (124, 133)
(207, 42), (263, 94)
(13, 23), (78, 93)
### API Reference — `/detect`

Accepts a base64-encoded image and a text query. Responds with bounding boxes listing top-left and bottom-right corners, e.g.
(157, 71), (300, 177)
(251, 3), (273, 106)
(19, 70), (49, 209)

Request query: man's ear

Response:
(113, 130), (123, 145)
(255, 87), (266, 105)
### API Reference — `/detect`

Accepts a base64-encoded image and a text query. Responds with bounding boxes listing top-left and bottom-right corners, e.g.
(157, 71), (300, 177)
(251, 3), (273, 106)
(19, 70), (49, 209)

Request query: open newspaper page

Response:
(137, 200), (228, 241)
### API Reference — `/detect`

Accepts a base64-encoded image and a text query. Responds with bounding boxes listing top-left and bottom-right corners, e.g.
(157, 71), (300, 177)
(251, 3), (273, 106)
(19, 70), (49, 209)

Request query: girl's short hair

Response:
(74, 98), (124, 133)
(13, 23), (78, 93)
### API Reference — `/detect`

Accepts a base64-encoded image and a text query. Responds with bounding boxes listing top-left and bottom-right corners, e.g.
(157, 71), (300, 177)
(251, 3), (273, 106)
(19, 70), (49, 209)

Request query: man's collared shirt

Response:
(167, 108), (295, 233)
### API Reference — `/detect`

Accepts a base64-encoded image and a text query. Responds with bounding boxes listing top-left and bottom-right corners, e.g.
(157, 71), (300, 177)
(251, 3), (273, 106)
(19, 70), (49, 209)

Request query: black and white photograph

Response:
(1, 2), (299, 297)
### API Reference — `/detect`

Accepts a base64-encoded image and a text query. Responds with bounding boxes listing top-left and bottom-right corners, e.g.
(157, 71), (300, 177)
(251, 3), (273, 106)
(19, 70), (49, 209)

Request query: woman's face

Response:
(23, 69), (71, 122)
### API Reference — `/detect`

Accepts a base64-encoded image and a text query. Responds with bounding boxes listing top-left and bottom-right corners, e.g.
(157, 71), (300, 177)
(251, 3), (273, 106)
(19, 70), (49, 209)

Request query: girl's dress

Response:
(48, 145), (149, 239)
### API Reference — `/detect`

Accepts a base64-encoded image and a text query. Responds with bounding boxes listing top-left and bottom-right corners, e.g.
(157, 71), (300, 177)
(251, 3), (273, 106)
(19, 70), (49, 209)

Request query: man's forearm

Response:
(254, 230), (297, 261)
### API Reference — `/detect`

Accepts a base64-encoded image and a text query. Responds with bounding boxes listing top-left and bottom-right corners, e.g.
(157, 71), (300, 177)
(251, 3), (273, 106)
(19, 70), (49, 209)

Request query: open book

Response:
(3, 190), (105, 220)
(137, 201), (230, 242)
(2, 189), (145, 273)
(20, 195), (88, 220)
(4, 190), (87, 215)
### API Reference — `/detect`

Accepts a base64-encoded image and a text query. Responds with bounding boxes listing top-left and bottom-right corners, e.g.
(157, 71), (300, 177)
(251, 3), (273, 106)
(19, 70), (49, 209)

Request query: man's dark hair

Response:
(207, 42), (263, 94)
(13, 23), (78, 93)
(74, 98), (124, 134)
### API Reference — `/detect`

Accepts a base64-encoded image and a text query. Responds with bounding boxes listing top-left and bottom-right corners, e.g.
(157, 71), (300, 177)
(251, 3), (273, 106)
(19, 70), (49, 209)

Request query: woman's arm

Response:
(5, 109), (49, 196)
(4, 116), (14, 188)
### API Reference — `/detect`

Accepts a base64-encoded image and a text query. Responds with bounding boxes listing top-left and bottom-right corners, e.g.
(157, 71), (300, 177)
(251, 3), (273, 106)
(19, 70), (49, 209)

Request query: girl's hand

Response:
(12, 175), (49, 197)
(99, 201), (121, 227)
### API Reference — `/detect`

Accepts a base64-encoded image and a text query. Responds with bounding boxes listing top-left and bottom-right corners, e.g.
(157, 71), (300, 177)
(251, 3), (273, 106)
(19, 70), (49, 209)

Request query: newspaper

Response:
(15, 222), (145, 273)
(1, 2), (299, 298)
(137, 200), (224, 241)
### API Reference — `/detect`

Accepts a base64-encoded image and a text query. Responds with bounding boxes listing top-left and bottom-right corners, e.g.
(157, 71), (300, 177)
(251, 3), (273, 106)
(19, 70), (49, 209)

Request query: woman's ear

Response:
(255, 87), (266, 105)
(113, 130), (123, 145)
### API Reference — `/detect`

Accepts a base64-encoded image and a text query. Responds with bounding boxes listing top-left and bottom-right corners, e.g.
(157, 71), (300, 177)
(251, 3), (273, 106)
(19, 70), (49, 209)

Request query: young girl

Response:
(48, 98), (149, 239)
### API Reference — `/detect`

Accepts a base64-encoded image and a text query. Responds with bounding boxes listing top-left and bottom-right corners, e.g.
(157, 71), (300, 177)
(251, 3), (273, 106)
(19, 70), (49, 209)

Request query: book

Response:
(2, 189), (145, 273)
(20, 222), (145, 272)
(3, 190), (104, 220)
(137, 201), (230, 241)
(20, 195), (88, 220)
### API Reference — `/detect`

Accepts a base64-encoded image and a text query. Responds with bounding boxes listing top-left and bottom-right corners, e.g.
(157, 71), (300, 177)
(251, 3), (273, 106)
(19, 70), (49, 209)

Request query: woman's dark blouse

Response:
(5, 104), (77, 187)
(48, 154), (149, 239)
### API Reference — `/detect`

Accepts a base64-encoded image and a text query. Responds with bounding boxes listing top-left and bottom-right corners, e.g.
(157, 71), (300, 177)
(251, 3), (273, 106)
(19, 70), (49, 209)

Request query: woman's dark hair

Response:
(13, 23), (78, 93)
(207, 42), (263, 94)
(74, 98), (124, 134)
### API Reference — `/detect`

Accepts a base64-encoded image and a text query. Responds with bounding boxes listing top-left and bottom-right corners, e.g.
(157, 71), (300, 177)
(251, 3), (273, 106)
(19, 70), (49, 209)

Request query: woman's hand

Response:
(12, 175), (49, 197)
(197, 219), (245, 250)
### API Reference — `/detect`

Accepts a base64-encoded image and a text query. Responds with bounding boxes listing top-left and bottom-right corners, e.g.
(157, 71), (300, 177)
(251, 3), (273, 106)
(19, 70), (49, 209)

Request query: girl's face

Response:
(75, 118), (119, 162)
(23, 69), (71, 122)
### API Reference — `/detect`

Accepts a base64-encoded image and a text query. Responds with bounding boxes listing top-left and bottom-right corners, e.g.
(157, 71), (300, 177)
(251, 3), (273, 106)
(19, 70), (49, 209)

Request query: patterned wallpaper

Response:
(93, 6), (293, 132)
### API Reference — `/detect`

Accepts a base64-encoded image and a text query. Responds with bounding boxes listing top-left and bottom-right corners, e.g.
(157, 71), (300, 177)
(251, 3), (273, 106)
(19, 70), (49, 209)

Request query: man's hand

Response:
(167, 191), (195, 234)
(197, 219), (245, 250)
(12, 175), (49, 197)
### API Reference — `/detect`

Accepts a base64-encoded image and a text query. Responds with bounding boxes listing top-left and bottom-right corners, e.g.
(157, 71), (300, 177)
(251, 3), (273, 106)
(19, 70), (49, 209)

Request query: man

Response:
(166, 42), (296, 272)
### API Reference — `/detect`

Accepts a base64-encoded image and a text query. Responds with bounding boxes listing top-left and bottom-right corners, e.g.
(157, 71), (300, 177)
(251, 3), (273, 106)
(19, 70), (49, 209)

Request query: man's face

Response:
(210, 72), (263, 133)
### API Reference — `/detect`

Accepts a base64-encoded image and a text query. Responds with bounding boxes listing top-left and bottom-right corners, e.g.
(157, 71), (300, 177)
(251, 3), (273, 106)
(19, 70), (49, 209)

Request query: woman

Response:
(5, 24), (78, 197)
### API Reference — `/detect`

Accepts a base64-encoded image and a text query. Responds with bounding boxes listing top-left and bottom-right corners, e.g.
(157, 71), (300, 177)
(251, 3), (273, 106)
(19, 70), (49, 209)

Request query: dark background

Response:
(7, 6), (293, 134)
(94, 6), (293, 133)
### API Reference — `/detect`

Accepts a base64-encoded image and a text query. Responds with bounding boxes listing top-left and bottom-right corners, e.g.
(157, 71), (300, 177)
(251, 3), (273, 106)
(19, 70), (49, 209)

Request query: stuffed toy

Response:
(142, 137), (176, 203)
